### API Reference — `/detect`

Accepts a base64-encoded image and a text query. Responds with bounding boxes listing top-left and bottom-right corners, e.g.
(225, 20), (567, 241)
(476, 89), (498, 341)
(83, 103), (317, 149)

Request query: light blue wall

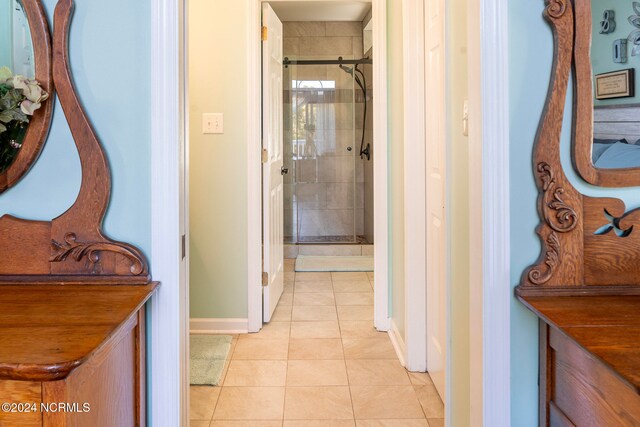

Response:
(0, 0), (151, 255)
(509, 5), (547, 424)
(510, 3), (640, 426)
(592, 0), (639, 106)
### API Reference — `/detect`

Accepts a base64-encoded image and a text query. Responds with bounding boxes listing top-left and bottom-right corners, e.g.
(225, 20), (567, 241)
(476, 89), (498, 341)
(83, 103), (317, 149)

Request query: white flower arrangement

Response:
(0, 66), (49, 171)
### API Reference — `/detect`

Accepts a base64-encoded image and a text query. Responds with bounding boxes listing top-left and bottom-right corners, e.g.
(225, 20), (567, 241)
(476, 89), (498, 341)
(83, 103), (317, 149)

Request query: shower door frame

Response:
(284, 57), (372, 245)
(248, 0), (391, 334)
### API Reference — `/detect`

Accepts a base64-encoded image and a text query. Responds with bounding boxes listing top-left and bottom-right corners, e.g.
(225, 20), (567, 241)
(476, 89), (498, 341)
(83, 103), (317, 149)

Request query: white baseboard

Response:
(375, 315), (390, 332)
(388, 319), (407, 367)
(189, 318), (249, 334)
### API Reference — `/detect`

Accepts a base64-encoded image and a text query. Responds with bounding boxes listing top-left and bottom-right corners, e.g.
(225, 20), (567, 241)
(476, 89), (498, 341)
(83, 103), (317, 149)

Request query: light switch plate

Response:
(203, 113), (223, 134)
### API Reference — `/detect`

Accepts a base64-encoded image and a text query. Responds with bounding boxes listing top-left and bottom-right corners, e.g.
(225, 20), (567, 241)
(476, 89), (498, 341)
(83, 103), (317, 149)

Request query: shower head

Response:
(339, 64), (354, 75)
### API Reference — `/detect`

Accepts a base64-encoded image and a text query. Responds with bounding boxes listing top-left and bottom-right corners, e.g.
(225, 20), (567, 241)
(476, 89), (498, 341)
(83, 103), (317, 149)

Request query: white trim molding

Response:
(247, 0), (263, 333)
(372, 0), (390, 332)
(480, 0), (511, 421)
(468, 0), (511, 425)
(150, 0), (187, 425)
(388, 320), (407, 368)
(190, 318), (250, 334)
(402, 0), (427, 372)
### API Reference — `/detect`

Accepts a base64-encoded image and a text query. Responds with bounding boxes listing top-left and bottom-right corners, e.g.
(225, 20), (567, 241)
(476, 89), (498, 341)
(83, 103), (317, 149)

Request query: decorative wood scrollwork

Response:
(545, 0), (567, 19)
(51, 233), (145, 275)
(538, 162), (578, 233)
(517, 0), (640, 296)
(0, 0), (150, 284)
(528, 232), (561, 285)
(517, 0), (583, 294)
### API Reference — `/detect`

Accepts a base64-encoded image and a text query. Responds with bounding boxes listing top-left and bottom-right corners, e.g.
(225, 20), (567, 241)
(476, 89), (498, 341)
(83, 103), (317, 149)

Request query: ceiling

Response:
(269, 1), (372, 22)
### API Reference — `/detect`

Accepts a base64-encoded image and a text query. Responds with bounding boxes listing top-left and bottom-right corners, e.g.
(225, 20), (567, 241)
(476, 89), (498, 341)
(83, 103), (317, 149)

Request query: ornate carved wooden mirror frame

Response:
(0, 0), (149, 284)
(0, 0), (55, 192)
(516, 0), (640, 297)
(573, 0), (640, 187)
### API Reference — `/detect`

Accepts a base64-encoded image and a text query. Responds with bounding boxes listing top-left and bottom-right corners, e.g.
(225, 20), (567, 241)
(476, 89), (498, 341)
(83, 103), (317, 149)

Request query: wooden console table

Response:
(518, 295), (640, 426)
(0, 283), (158, 426)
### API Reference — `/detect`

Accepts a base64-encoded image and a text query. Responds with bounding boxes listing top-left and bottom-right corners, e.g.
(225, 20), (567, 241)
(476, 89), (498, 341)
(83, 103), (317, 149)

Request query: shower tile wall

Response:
(284, 22), (363, 58)
(283, 21), (367, 243)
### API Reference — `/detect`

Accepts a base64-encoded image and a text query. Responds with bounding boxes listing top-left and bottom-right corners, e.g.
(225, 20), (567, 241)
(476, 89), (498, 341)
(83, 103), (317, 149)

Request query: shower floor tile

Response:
(296, 235), (369, 243)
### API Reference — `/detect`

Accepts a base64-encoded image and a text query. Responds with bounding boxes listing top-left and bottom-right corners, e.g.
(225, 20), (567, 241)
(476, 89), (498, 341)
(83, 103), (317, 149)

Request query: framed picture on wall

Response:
(595, 68), (635, 99)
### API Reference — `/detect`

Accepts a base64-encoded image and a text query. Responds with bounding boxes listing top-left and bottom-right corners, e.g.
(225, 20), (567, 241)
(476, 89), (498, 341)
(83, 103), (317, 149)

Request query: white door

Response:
(425, 0), (447, 402)
(262, 3), (284, 322)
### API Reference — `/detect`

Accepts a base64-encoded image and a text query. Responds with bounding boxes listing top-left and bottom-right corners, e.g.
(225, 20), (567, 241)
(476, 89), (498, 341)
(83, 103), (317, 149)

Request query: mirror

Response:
(1, 0), (36, 172)
(1, 0), (36, 78)
(591, 3), (640, 170)
(0, 0), (53, 192)
(573, 0), (640, 186)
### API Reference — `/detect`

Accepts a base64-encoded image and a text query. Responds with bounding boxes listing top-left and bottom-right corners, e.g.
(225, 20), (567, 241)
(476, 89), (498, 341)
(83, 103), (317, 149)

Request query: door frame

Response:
(148, 0), (510, 423)
(247, 0), (391, 332)
(400, 0), (512, 421)
(401, 0), (427, 372)
(247, 0), (263, 332)
(467, 0), (511, 425)
(149, 0), (189, 425)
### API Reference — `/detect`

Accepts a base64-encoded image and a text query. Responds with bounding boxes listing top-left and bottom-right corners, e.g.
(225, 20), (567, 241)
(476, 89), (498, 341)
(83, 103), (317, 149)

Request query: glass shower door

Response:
(283, 63), (357, 243)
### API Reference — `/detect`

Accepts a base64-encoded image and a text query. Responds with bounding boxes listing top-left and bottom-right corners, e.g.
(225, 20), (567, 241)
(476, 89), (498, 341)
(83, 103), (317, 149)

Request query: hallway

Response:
(190, 260), (444, 426)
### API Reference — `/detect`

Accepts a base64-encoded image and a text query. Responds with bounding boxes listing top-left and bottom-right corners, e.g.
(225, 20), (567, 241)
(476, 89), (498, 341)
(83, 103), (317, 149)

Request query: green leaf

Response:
(0, 93), (18, 110)
(0, 111), (12, 123)
(0, 109), (28, 124)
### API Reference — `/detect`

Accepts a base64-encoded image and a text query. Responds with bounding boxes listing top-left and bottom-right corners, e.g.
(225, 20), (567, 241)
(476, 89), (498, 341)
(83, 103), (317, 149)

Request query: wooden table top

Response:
(0, 283), (158, 382)
(518, 295), (640, 393)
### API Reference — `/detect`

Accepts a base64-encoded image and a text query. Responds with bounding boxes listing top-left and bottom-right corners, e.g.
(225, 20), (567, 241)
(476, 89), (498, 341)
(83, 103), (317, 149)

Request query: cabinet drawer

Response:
(0, 380), (42, 427)
(549, 328), (640, 426)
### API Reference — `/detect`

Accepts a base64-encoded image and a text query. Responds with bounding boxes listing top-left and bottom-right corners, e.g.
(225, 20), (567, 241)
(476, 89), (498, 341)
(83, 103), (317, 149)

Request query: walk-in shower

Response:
(283, 57), (372, 244)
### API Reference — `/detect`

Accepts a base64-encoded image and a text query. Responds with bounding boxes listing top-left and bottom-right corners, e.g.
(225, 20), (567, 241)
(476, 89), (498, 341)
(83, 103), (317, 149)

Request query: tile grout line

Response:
(333, 274), (358, 424)
(281, 270), (296, 423)
(207, 336), (234, 423)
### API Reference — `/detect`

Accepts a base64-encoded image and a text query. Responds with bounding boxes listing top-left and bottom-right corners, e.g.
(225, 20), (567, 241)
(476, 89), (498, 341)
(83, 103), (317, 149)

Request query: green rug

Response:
(190, 335), (232, 386)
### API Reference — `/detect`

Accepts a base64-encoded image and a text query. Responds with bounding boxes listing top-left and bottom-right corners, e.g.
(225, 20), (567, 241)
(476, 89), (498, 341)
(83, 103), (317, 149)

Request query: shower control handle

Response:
(347, 146), (352, 152)
(281, 166), (289, 175)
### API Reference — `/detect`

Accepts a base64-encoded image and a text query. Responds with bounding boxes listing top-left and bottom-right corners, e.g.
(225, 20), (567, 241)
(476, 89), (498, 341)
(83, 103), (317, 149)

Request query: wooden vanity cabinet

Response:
(542, 324), (640, 426)
(0, 283), (157, 427)
(519, 295), (640, 426)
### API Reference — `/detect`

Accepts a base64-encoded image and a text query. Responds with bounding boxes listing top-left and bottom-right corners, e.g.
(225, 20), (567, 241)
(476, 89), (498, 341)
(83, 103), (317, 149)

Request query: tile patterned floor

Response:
(190, 260), (445, 426)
